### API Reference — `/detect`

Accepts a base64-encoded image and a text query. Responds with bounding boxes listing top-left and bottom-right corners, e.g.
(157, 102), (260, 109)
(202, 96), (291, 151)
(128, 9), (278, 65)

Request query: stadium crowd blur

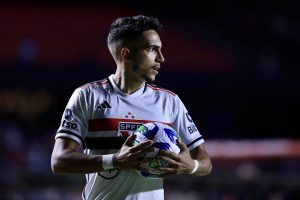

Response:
(1, 1), (300, 199)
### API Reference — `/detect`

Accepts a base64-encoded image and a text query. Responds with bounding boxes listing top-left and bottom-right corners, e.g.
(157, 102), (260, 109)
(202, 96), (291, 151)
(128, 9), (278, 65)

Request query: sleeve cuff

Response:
(55, 132), (84, 148)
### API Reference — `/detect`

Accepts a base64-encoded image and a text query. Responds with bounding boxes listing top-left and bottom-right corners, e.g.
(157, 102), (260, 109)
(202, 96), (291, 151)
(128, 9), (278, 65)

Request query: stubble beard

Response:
(142, 74), (156, 83)
(132, 64), (156, 83)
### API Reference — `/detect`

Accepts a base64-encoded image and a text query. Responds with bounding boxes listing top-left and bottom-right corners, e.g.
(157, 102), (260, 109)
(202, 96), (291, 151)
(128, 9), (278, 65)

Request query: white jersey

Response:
(55, 74), (204, 200)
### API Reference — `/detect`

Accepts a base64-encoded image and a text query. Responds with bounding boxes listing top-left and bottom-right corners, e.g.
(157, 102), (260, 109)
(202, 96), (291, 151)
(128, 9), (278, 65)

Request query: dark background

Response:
(1, 1), (300, 199)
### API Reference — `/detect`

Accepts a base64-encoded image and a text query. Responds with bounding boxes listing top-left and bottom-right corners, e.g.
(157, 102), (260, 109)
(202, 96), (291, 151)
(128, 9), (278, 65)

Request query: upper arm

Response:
(55, 88), (89, 147)
(171, 95), (204, 150)
(51, 137), (82, 165)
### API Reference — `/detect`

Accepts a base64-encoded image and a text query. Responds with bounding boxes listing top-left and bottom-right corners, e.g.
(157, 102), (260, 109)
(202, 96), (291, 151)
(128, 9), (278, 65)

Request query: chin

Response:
(144, 75), (156, 83)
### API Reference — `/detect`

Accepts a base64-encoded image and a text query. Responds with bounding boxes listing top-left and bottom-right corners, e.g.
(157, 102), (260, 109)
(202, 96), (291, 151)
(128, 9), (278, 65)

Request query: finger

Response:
(157, 155), (178, 167)
(156, 167), (177, 174)
(130, 140), (153, 152)
(124, 133), (137, 146)
(176, 139), (188, 152)
(159, 150), (180, 161)
(129, 147), (156, 159)
(142, 147), (157, 155)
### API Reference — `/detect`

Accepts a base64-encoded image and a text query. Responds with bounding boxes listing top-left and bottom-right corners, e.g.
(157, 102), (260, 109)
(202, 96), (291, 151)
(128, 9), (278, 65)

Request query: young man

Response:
(51, 15), (212, 200)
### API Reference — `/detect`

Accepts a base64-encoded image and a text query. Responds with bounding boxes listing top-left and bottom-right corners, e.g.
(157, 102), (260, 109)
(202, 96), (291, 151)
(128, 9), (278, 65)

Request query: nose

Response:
(156, 50), (165, 63)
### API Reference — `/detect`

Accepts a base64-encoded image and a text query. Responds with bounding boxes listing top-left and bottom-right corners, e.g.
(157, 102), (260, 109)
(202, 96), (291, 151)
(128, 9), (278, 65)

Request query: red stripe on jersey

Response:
(80, 79), (108, 89)
(80, 81), (101, 89)
(88, 118), (170, 131)
(146, 84), (176, 96)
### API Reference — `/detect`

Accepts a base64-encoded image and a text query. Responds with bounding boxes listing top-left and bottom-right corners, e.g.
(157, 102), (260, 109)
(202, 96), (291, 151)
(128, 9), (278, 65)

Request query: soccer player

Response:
(51, 15), (212, 200)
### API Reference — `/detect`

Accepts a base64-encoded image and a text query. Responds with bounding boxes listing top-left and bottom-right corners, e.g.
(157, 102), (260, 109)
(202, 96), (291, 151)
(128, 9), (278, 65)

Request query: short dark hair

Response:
(107, 15), (162, 44)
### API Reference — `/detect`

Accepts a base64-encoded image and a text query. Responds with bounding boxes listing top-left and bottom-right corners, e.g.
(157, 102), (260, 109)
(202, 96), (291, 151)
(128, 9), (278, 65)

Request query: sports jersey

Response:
(55, 74), (204, 200)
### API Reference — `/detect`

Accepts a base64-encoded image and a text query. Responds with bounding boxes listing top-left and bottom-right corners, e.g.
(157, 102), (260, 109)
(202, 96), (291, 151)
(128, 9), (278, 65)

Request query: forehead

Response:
(135, 30), (162, 48)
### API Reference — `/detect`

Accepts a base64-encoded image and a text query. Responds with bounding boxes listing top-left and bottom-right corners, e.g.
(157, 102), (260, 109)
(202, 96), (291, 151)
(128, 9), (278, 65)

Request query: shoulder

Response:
(145, 83), (177, 97)
(74, 78), (112, 95)
(69, 78), (111, 100)
(67, 78), (110, 106)
(79, 78), (110, 91)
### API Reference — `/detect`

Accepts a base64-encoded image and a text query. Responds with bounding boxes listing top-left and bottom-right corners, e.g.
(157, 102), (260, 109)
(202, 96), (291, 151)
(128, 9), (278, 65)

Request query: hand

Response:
(156, 139), (195, 177)
(113, 133), (154, 171)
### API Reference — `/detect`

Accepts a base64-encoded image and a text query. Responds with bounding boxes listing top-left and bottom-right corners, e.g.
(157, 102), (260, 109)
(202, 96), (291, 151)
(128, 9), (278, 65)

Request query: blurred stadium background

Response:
(1, 1), (300, 199)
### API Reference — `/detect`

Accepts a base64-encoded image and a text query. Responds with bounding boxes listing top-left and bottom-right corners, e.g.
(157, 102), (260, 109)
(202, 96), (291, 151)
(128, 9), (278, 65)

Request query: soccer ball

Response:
(133, 122), (181, 179)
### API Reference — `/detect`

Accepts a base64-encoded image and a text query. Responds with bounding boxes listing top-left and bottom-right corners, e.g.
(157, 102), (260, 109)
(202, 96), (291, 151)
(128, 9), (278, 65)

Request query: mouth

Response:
(152, 65), (160, 74)
(152, 68), (159, 74)
(153, 65), (161, 71)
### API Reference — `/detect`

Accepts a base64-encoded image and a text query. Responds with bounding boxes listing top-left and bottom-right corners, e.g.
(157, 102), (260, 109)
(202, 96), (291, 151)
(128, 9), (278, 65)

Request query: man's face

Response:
(128, 30), (165, 82)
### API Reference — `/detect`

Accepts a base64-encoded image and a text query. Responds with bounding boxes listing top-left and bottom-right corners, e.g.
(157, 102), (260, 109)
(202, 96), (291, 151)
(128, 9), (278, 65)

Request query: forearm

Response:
(51, 134), (153, 174)
(190, 144), (212, 176)
(51, 149), (105, 174)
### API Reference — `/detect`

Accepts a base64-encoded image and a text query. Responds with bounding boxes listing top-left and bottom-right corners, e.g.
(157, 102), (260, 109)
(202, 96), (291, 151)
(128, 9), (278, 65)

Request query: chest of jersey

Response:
(87, 90), (173, 139)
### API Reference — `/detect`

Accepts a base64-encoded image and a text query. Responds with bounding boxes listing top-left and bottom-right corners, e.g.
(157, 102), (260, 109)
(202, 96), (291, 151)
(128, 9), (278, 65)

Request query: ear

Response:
(120, 47), (131, 61)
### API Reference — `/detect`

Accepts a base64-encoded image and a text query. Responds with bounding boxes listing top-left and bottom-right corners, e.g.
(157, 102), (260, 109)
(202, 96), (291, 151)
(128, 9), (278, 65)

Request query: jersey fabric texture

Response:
(55, 74), (204, 200)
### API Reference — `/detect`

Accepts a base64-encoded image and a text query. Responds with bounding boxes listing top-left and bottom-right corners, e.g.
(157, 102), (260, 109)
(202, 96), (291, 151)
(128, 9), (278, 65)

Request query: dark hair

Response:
(107, 15), (162, 44)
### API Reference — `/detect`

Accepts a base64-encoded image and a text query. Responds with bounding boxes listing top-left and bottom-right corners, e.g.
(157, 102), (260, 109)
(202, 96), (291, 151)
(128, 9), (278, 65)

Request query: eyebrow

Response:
(148, 45), (161, 49)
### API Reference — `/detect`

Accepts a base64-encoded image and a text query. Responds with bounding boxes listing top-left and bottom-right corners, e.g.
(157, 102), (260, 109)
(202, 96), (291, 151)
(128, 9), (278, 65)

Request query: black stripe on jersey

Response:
(98, 100), (111, 109)
(85, 137), (125, 149)
(99, 103), (106, 108)
(187, 136), (203, 147)
(57, 130), (86, 149)
(103, 100), (111, 108)
(106, 77), (114, 90)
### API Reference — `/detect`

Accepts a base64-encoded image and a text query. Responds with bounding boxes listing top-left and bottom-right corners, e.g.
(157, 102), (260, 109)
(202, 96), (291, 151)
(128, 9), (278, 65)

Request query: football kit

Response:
(55, 74), (204, 200)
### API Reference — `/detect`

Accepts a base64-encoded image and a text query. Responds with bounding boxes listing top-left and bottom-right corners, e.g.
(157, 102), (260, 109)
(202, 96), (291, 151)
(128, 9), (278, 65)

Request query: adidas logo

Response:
(97, 100), (111, 109)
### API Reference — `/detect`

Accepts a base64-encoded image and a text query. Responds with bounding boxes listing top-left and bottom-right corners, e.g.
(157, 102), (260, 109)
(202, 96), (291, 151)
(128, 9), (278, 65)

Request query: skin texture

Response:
(51, 29), (212, 176)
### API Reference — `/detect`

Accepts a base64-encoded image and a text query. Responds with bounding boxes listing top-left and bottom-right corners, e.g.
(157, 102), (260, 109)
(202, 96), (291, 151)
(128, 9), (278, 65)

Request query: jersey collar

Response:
(108, 74), (146, 98)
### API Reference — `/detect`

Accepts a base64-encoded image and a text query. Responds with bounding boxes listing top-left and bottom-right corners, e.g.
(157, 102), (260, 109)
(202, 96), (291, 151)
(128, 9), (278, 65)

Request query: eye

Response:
(148, 46), (155, 52)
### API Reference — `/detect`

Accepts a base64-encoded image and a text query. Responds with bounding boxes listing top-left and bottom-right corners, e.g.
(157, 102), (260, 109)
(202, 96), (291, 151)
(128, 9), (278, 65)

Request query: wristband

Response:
(102, 154), (114, 170)
(189, 160), (199, 174)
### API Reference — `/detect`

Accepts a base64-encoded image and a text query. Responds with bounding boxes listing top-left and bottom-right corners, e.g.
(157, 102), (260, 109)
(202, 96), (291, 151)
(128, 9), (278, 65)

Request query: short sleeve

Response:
(171, 95), (204, 150)
(55, 88), (89, 148)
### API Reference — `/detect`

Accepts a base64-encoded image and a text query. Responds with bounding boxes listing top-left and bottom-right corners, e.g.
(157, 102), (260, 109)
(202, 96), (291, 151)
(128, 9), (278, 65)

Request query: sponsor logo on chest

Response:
(118, 122), (143, 137)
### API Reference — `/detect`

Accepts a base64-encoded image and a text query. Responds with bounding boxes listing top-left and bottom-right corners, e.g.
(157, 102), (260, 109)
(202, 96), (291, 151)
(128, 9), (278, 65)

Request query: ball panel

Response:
(133, 122), (181, 179)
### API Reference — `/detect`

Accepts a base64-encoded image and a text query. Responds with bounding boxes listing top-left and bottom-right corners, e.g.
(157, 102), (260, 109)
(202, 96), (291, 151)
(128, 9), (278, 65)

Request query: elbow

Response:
(199, 159), (213, 176)
(51, 156), (60, 174)
(51, 154), (66, 174)
(205, 162), (213, 175)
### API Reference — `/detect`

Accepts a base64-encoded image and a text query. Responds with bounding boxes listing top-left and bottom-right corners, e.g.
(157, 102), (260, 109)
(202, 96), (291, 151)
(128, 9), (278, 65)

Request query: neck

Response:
(113, 68), (145, 94)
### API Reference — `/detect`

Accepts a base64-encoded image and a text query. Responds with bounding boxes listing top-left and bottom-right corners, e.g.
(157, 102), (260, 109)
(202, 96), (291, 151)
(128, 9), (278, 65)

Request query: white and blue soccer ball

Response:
(134, 122), (181, 179)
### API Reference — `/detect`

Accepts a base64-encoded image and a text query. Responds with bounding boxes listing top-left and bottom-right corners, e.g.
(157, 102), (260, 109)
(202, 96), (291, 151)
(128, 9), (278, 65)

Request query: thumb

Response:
(124, 133), (137, 146)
